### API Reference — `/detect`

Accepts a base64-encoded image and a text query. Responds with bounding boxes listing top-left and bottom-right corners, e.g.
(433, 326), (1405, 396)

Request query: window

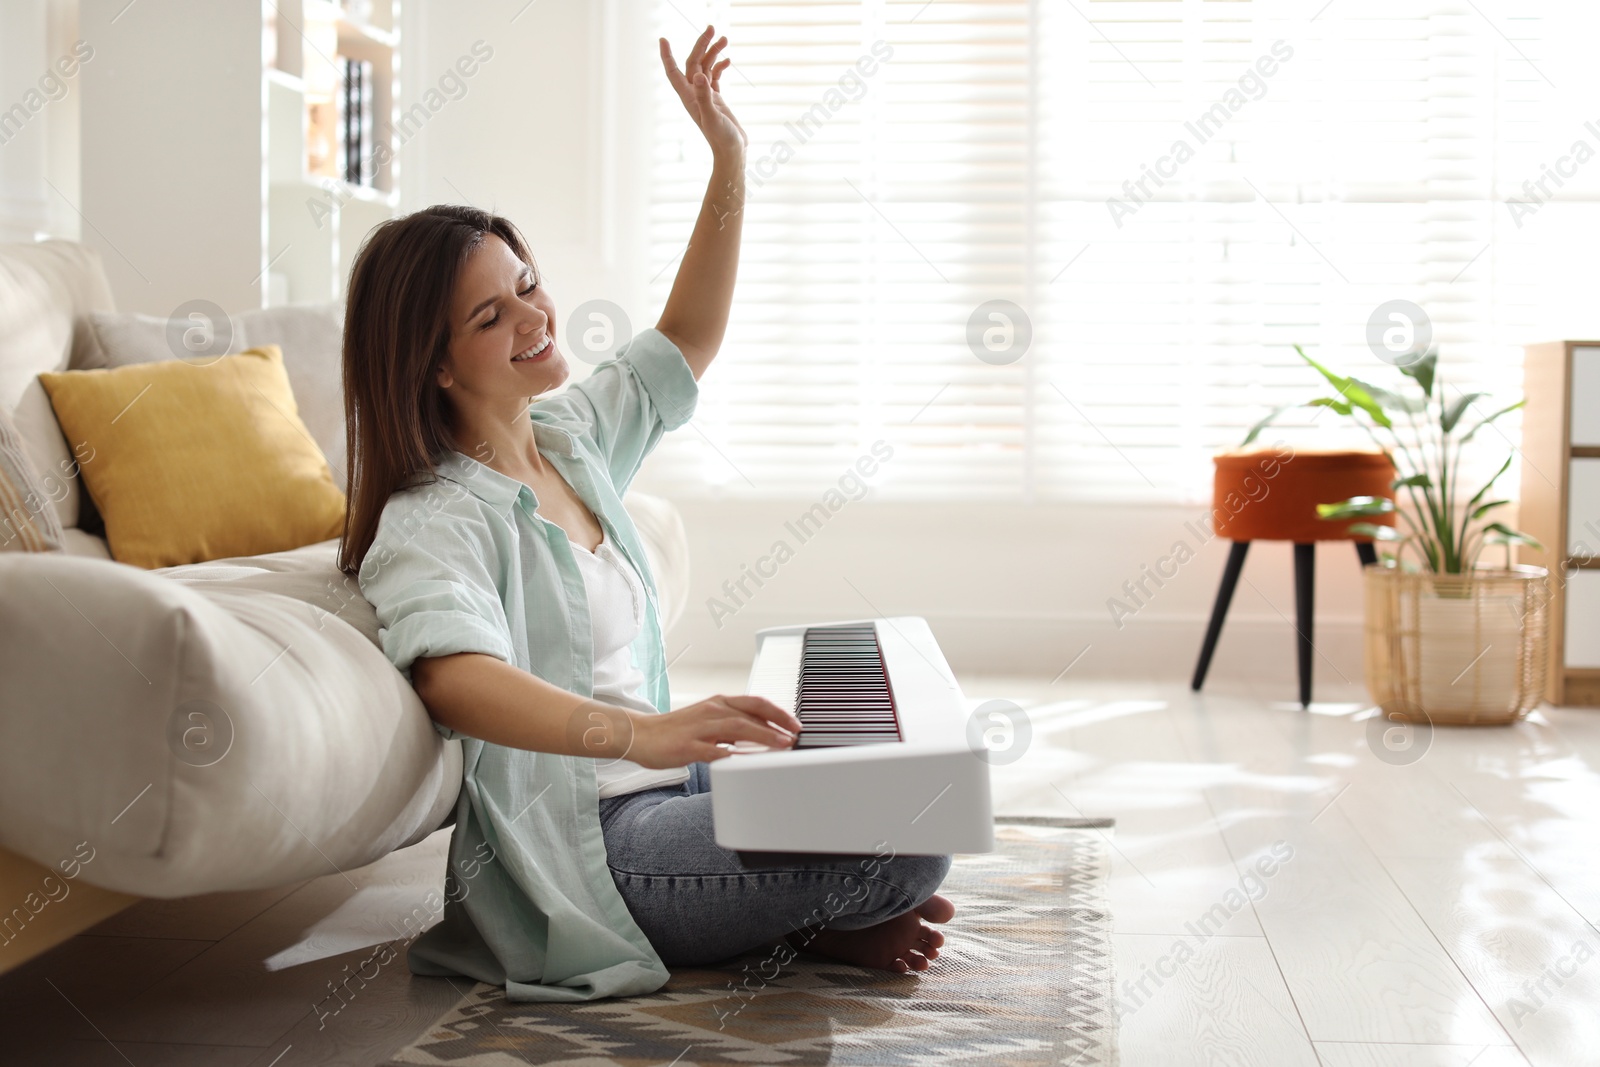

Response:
(642, 0), (1600, 505)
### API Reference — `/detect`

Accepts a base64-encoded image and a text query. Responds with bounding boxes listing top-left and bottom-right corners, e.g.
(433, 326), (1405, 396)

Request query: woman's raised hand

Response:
(628, 694), (800, 769)
(659, 26), (748, 161)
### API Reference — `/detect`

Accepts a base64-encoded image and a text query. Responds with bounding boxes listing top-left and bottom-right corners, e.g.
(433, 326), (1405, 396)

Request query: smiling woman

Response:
(433, 233), (567, 473)
(336, 26), (956, 1005)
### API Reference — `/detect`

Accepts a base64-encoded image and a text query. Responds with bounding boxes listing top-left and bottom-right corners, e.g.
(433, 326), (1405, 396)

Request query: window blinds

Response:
(642, 0), (1597, 505)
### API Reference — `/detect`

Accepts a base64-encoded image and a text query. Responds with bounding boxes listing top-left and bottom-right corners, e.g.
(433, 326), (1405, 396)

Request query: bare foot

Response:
(788, 894), (955, 974)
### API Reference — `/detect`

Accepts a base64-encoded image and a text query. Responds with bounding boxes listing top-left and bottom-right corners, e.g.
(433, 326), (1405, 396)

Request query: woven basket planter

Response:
(1364, 564), (1551, 725)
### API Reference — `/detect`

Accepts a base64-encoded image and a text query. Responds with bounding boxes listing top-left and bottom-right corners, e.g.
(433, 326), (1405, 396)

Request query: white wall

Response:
(0, 0), (81, 242)
(400, 0), (654, 327)
(77, 0), (266, 315)
(664, 497), (1382, 686)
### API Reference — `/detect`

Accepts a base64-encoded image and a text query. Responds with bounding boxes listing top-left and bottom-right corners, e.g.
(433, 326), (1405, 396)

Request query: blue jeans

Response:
(598, 761), (953, 966)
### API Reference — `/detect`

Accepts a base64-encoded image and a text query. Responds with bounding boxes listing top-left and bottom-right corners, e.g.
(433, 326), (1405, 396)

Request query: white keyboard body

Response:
(709, 616), (995, 856)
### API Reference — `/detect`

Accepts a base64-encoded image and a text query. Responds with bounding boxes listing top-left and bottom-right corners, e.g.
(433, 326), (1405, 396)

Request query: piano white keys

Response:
(710, 617), (995, 858)
(744, 633), (801, 716)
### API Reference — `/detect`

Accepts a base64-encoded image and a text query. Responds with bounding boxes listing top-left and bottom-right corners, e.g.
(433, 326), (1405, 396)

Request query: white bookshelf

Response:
(268, 0), (401, 306)
(81, 0), (401, 315)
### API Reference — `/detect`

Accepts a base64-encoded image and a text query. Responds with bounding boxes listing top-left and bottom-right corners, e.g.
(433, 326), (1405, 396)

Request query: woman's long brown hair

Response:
(337, 204), (539, 577)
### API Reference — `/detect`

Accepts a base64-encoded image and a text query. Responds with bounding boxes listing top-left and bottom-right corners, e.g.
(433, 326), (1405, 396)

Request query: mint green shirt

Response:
(356, 327), (697, 1001)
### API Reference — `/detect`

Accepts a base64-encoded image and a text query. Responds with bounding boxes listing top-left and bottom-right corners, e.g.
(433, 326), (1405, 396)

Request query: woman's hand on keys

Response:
(628, 695), (800, 769)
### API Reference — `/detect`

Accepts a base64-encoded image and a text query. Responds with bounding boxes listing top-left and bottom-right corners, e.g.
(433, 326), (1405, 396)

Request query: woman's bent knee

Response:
(890, 852), (952, 908)
(830, 852), (951, 928)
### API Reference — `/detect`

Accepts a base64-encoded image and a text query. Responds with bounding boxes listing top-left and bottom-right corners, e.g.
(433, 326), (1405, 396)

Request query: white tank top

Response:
(567, 529), (691, 799)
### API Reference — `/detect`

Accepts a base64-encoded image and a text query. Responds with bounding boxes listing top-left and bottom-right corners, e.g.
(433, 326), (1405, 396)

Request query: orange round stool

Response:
(1192, 448), (1397, 706)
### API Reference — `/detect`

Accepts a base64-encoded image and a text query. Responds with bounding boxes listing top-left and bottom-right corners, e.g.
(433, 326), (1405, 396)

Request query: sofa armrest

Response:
(0, 551), (459, 898)
(623, 490), (690, 635)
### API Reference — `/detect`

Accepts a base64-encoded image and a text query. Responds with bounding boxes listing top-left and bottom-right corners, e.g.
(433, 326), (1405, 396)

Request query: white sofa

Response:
(0, 241), (690, 956)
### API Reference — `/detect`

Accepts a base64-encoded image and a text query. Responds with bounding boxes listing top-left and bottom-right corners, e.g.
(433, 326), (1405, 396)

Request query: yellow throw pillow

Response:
(38, 345), (346, 569)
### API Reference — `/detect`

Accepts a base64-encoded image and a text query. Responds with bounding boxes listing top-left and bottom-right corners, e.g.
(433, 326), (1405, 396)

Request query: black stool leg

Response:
(1192, 540), (1250, 691)
(1355, 541), (1377, 567)
(1294, 542), (1315, 708)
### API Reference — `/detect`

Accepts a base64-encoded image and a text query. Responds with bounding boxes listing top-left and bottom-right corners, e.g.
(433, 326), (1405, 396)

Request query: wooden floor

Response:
(2, 670), (1597, 1066)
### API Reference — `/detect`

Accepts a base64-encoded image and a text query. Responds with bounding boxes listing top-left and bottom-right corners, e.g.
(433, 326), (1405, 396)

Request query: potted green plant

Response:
(1242, 346), (1551, 725)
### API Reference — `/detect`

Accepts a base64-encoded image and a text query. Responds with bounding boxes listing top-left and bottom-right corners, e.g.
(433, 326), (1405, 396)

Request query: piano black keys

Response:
(793, 624), (903, 748)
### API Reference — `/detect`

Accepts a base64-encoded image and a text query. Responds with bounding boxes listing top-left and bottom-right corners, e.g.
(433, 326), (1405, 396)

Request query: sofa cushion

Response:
(38, 346), (347, 569)
(0, 404), (65, 553)
(58, 527), (112, 559)
(73, 303), (347, 486)
(0, 240), (117, 532)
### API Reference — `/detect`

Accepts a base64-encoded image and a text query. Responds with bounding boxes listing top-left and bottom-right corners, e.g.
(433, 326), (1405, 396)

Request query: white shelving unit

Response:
(266, 0), (401, 306)
(81, 0), (401, 315)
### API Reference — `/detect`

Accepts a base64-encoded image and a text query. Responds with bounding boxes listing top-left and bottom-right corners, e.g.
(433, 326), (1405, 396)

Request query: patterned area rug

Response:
(383, 819), (1117, 1066)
